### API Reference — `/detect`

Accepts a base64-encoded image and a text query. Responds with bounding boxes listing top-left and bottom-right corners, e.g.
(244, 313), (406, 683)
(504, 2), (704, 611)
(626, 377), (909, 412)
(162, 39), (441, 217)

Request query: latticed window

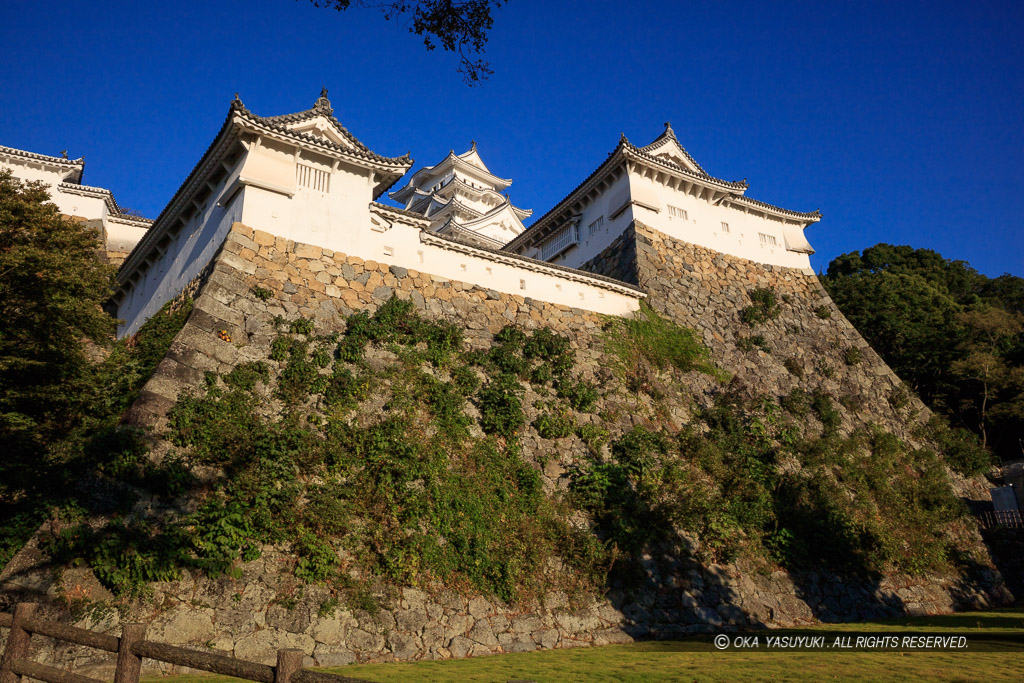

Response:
(668, 205), (688, 219)
(759, 232), (778, 246)
(297, 163), (330, 192)
(588, 216), (605, 236)
(721, 221), (730, 233)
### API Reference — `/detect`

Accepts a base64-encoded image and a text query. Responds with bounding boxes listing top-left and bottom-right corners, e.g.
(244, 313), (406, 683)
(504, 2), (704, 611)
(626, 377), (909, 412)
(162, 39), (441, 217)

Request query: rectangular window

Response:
(759, 232), (778, 246)
(668, 205), (688, 219)
(587, 216), (605, 237)
(721, 221), (730, 233)
(297, 163), (330, 192)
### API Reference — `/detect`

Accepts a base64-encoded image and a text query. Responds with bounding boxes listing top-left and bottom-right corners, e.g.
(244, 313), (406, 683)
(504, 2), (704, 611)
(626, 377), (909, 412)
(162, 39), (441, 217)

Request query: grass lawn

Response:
(142, 607), (1024, 683)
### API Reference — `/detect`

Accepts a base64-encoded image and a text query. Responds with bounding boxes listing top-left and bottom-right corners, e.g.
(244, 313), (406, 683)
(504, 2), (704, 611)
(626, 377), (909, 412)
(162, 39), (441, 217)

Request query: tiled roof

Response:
(730, 195), (821, 221)
(0, 144), (84, 167)
(638, 122), (709, 176)
(58, 182), (154, 223)
(622, 135), (748, 191)
(235, 93), (411, 168)
(118, 92), (413, 287)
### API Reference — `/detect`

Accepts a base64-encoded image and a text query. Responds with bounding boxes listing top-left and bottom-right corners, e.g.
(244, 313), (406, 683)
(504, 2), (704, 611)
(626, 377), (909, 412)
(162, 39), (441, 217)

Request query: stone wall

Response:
(583, 221), (930, 441)
(1, 221), (1011, 676)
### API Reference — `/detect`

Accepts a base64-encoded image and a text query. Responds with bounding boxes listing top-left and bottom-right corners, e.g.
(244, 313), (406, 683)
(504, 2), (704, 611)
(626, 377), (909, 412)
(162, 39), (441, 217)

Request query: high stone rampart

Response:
(0, 221), (1009, 675)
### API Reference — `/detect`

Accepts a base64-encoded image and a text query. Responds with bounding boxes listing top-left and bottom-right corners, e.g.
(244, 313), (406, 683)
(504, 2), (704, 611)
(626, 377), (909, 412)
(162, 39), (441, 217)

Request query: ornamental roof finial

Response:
(314, 86), (333, 116)
(470, 139), (477, 151)
(60, 150), (68, 159)
(664, 121), (675, 138)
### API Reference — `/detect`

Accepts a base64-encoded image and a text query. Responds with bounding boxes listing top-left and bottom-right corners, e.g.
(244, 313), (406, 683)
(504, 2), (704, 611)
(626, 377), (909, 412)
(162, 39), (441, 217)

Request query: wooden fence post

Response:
(0, 602), (38, 683)
(113, 623), (147, 683)
(275, 648), (304, 683)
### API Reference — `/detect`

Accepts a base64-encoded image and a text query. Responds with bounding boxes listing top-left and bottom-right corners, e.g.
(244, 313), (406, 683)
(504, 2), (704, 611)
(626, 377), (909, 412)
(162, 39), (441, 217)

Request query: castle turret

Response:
(504, 122), (820, 272)
(389, 142), (531, 248)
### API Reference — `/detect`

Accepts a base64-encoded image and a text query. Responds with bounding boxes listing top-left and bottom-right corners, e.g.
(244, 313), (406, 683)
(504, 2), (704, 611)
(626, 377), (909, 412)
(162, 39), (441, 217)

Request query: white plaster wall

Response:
(238, 154), (374, 250)
(626, 173), (813, 271)
(117, 142), (640, 338)
(533, 172), (634, 268)
(105, 218), (150, 253)
(49, 190), (109, 223)
(117, 185), (245, 337)
(537, 171), (814, 272)
(356, 211), (641, 316)
(0, 157), (108, 221)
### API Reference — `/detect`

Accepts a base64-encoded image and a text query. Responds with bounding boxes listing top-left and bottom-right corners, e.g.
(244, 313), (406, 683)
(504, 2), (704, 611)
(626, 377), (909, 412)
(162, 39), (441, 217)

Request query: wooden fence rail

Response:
(978, 509), (1024, 529)
(0, 603), (368, 683)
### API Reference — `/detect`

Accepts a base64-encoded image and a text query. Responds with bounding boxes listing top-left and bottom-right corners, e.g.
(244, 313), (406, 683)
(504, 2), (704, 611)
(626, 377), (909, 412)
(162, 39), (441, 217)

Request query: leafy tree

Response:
(309, 0), (508, 83)
(0, 170), (116, 494)
(824, 243), (1024, 462)
(823, 268), (963, 404)
(0, 171), (198, 569)
(950, 307), (1024, 449)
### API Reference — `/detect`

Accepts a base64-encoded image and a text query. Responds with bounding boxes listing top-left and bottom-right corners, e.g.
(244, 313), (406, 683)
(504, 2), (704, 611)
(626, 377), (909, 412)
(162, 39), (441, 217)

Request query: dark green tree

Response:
(824, 243), (1024, 461)
(309, 0), (508, 83)
(0, 170), (117, 494)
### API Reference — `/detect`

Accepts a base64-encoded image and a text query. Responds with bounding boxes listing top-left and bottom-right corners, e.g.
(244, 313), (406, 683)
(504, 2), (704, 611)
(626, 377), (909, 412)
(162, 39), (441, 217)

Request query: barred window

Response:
(297, 163), (330, 192)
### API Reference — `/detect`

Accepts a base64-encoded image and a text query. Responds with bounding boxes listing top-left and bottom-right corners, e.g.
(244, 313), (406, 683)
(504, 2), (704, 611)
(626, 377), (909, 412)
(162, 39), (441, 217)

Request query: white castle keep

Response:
(1, 90), (820, 337)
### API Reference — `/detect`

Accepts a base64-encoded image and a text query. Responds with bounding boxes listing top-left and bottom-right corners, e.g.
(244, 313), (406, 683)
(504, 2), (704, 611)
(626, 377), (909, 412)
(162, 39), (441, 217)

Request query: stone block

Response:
(233, 629), (315, 664)
(294, 243), (323, 259)
(395, 608), (428, 634)
(314, 649), (356, 667)
(448, 636), (474, 659)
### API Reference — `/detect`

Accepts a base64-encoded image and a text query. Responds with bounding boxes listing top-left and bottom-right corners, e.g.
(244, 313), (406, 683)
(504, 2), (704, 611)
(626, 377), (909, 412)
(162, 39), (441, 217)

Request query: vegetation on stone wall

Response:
(40, 293), (984, 607)
(740, 287), (781, 326)
(47, 297), (612, 604)
(824, 244), (1022, 463)
(571, 387), (973, 582)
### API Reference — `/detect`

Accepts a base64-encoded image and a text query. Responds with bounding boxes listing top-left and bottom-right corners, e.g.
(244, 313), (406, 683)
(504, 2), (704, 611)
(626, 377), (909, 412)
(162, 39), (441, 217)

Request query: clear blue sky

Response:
(2, 0), (1021, 277)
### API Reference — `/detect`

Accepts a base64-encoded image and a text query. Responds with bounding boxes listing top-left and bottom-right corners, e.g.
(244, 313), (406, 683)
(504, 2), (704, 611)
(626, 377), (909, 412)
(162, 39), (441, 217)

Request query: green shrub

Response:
(523, 327), (570, 361)
(922, 416), (993, 477)
(740, 288), (780, 325)
(533, 412), (574, 439)
(277, 340), (318, 404)
(844, 347), (863, 365)
(811, 390), (841, 431)
(476, 373), (525, 438)
(289, 318), (316, 336)
(575, 423), (609, 455)
(737, 334), (770, 353)
(251, 286), (273, 301)
(294, 531), (338, 583)
(556, 378), (599, 412)
(780, 388), (811, 416)
(223, 362), (269, 392)
(783, 357), (805, 378)
(814, 305), (832, 319)
(889, 384), (911, 411)
(604, 301), (716, 376)
(450, 364), (480, 396)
